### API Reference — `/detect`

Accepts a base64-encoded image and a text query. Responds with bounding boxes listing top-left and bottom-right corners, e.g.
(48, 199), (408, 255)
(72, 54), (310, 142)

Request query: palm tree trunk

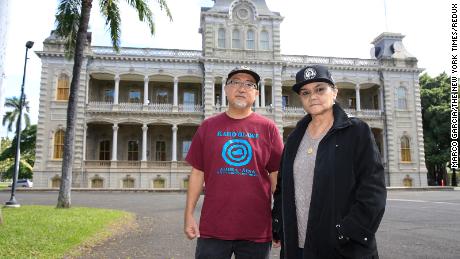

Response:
(57, 0), (92, 208)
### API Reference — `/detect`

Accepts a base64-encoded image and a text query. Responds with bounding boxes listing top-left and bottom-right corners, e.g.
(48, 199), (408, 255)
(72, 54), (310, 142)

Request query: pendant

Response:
(307, 147), (313, 154)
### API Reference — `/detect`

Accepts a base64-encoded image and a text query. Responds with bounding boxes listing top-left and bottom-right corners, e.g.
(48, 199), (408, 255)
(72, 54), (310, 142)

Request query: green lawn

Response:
(0, 205), (134, 258)
(0, 182), (9, 190)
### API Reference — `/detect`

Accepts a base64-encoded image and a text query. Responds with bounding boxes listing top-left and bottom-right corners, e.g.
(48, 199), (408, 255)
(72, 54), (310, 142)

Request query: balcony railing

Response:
(85, 160), (192, 169)
(146, 103), (173, 112)
(87, 102), (203, 113)
(86, 101), (113, 111)
(92, 46), (202, 59)
(282, 55), (380, 67)
(118, 102), (143, 111)
(344, 108), (383, 117)
(283, 106), (305, 115)
(178, 104), (203, 112)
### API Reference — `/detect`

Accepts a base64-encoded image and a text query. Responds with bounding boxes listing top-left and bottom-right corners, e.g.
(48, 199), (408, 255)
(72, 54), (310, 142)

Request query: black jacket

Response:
(272, 104), (387, 259)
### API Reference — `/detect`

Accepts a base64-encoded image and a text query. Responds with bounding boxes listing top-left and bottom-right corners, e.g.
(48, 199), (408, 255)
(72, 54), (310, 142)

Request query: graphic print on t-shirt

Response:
(216, 130), (259, 177)
(222, 139), (252, 166)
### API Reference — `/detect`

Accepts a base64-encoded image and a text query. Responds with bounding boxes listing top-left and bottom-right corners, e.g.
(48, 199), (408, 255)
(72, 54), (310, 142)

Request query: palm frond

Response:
(155, 0), (172, 21)
(100, 0), (122, 51)
(4, 97), (20, 109)
(125, 0), (172, 36)
(55, 0), (82, 58)
(24, 114), (31, 127)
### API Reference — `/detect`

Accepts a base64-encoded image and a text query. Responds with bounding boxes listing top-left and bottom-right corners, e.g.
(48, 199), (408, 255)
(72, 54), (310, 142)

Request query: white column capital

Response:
(112, 124), (119, 131)
(172, 124), (178, 132)
(144, 75), (149, 82)
(174, 77), (179, 84)
(114, 75), (120, 82)
(355, 83), (360, 89)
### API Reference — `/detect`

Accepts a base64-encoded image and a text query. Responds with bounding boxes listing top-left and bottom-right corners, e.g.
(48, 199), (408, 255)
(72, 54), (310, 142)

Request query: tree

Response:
(0, 125), (36, 180)
(2, 96), (30, 133)
(420, 73), (451, 185)
(54, 0), (171, 208)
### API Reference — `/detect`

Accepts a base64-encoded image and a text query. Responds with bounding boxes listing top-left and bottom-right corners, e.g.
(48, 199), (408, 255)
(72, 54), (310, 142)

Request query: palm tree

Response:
(0, 125), (36, 180)
(2, 96), (30, 133)
(54, 0), (171, 208)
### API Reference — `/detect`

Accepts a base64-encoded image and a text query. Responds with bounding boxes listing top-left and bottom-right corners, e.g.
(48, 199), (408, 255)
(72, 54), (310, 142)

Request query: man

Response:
(184, 66), (283, 259)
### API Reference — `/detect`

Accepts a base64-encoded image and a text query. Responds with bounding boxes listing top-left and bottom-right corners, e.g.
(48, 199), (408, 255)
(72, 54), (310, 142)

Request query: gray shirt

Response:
(293, 130), (326, 248)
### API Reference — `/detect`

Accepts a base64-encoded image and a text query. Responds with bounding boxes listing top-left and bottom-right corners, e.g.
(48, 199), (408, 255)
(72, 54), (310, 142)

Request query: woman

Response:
(272, 65), (387, 259)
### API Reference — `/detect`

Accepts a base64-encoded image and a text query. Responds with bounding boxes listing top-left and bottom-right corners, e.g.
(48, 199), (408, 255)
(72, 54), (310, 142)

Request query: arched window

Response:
(397, 87), (407, 109)
(153, 178), (165, 188)
(246, 30), (255, 49)
(260, 30), (269, 50)
(123, 177), (135, 188)
(400, 136), (411, 162)
(218, 28), (226, 48)
(91, 177), (104, 188)
(54, 130), (65, 159)
(57, 74), (70, 100)
(99, 140), (111, 160)
(232, 29), (241, 49)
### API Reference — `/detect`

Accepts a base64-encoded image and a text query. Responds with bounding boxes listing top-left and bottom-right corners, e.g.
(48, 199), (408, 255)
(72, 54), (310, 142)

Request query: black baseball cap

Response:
(227, 65), (261, 84)
(292, 65), (335, 94)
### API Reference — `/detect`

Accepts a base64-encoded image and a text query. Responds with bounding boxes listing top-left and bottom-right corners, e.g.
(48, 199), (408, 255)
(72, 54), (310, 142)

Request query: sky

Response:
(0, 0), (450, 137)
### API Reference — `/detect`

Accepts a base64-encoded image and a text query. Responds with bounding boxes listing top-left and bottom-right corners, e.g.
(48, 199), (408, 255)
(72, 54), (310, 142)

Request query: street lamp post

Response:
(5, 41), (34, 208)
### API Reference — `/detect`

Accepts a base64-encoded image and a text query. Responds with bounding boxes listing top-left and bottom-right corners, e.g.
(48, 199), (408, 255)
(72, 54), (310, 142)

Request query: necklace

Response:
(306, 120), (333, 155)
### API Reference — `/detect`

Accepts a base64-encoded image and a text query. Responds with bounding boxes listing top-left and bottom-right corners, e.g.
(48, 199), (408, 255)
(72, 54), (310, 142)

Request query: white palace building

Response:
(33, 0), (428, 188)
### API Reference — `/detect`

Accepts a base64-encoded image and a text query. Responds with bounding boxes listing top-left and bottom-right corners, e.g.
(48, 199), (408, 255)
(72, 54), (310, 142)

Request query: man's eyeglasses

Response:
(227, 80), (258, 90)
(299, 84), (333, 98)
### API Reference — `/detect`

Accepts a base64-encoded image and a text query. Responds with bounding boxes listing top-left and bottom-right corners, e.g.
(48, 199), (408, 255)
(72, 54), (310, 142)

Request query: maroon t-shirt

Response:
(186, 112), (283, 242)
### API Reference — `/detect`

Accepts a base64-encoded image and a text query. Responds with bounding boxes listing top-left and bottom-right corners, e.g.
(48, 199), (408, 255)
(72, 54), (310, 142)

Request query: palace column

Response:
(114, 75), (120, 104)
(142, 124), (148, 161)
(355, 83), (361, 111)
(221, 78), (227, 107)
(111, 124), (118, 161)
(144, 76), (149, 105)
(260, 80), (266, 108)
(173, 77), (179, 111)
(172, 124), (178, 161)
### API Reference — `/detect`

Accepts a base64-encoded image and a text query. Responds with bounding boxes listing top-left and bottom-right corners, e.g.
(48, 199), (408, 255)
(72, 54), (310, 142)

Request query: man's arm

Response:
(269, 171), (278, 194)
(184, 167), (204, 240)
